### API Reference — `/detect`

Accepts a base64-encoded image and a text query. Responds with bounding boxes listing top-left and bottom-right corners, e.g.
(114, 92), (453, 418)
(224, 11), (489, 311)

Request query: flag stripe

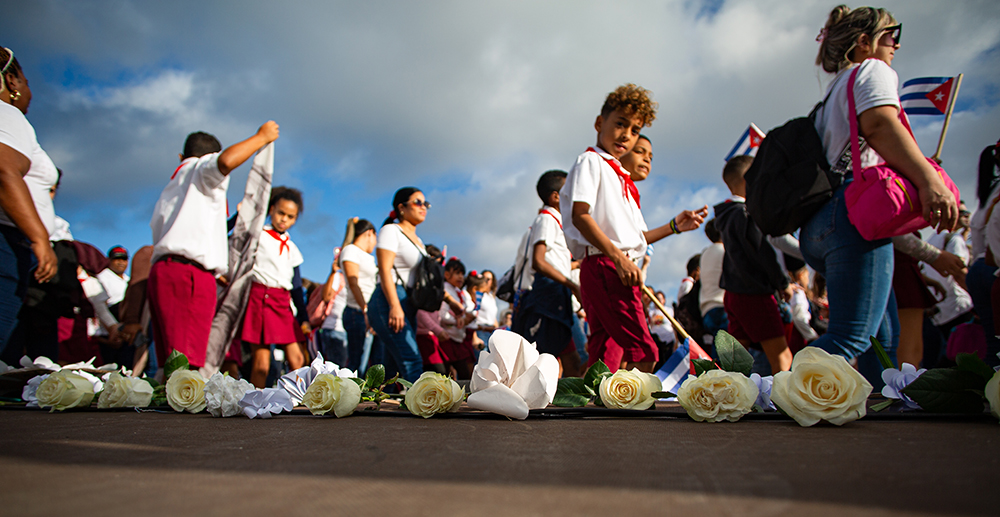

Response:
(901, 77), (950, 88)
(724, 127), (750, 162)
(900, 92), (935, 102)
(903, 107), (945, 115)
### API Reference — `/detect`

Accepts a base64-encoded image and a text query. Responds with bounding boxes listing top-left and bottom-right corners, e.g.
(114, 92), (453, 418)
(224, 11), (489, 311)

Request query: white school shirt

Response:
(648, 303), (675, 345)
(529, 207), (573, 280)
(252, 225), (304, 290)
(322, 271), (348, 332)
(0, 103), (57, 235)
(440, 282), (474, 342)
(96, 269), (130, 307)
(50, 215), (73, 242)
(150, 153), (231, 274)
(339, 243), (378, 309)
(475, 291), (499, 328)
(677, 277), (695, 305)
(970, 180), (1000, 261)
(699, 242), (725, 315)
(376, 224), (426, 288)
(923, 232), (973, 326)
(561, 147), (648, 260)
(815, 59), (901, 173)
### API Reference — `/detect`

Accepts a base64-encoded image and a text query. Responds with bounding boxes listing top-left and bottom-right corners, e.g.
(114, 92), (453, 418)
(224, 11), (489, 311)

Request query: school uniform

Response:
(713, 195), (789, 344)
(440, 282), (476, 364)
(147, 153), (230, 368)
(560, 146), (658, 370)
(241, 225), (304, 346)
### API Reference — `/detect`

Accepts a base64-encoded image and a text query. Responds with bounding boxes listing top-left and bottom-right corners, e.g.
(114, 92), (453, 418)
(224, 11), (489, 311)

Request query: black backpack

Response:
(673, 280), (705, 346)
(744, 101), (840, 237)
(394, 229), (445, 312)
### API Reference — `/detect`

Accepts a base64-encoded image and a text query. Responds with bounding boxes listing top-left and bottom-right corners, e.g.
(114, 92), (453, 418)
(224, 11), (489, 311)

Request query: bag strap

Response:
(513, 229), (533, 289)
(846, 59), (912, 179)
(390, 224), (426, 287)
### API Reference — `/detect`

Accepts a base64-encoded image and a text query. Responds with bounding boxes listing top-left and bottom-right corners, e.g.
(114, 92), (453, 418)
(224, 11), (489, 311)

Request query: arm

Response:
(893, 234), (966, 284)
(217, 121), (279, 176)
(531, 242), (582, 302)
(859, 106), (957, 232)
(376, 248), (406, 332)
(342, 260), (368, 314)
(291, 266), (308, 325)
(0, 144), (56, 282)
(768, 234), (803, 260)
(643, 206), (709, 245)
(572, 202), (642, 286)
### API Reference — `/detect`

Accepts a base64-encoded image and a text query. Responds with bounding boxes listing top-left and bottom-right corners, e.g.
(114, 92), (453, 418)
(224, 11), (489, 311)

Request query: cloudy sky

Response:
(4, 0), (999, 300)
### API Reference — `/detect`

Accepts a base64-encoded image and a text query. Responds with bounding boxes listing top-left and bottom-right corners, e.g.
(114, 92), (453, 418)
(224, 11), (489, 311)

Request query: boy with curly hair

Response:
(561, 84), (705, 373)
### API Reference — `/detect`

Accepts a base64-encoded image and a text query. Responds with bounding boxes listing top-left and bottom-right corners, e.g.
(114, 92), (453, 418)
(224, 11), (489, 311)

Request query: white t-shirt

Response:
(699, 242), (725, 315)
(96, 269), (130, 307)
(923, 232), (973, 326)
(648, 303), (675, 344)
(972, 180), (1000, 261)
(252, 225), (304, 290)
(677, 277), (694, 305)
(440, 282), (474, 342)
(376, 224), (426, 288)
(475, 291), (499, 328)
(322, 271), (348, 332)
(339, 243), (378, 309)
(150, 154), (231, 274)
(529, 207), (572, 280)
(561, 147), (648, 260)
(0, 103), (57, 235)
(815, 59), (901, 173)
(50, 215), (73, 242)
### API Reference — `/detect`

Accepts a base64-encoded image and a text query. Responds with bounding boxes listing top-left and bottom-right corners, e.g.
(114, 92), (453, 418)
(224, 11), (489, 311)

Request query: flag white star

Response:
(935, 92), (944, 101)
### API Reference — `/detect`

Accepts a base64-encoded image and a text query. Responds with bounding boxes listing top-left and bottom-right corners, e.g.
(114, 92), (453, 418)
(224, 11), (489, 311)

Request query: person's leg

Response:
(250, 343), (271, 388)
(343, 306), (367, 371)
(0, 225), (32, 354)
(896, 308), (924, 367)
(967, 259), (999, 366)
(759, 336), (793, 373)
(571, 312), (588, 364)
(579, 257), (616, 369)
(368, 286), (423, 382)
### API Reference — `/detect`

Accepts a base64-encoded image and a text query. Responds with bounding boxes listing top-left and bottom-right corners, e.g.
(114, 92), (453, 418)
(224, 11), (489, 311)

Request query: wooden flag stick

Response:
(932, 73), (963, 162)
(641, 284), (691, 342)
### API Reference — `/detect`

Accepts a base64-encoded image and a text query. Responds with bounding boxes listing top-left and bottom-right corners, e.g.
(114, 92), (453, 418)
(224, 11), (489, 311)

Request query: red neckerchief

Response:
(538, 207), (562, 229)
(587, 147), (640, 209)
(265, 228), (290, 256)
(170, 163), (185, 180)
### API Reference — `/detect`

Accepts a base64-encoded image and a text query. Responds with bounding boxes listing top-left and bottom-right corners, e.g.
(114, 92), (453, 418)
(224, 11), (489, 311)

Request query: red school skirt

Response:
(241, 282), (298, 345)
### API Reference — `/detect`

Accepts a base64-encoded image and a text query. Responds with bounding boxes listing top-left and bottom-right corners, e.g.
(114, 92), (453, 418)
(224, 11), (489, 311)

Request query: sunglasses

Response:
(880, 24), (901, 46)
(409, 199), (432, 209)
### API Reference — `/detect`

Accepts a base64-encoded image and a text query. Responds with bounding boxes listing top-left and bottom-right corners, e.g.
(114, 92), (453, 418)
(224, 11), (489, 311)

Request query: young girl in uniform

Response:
(243, 187), (307, 388)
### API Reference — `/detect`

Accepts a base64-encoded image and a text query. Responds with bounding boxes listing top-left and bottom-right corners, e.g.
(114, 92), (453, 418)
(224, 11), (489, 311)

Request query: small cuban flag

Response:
(724, 123), (766, 161)
(654, 337), (713, 396)
(900, 76), (955, 115)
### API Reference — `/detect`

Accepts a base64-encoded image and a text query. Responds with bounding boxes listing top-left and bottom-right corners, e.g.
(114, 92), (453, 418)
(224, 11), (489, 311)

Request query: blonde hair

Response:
(815, 5), (897, 73)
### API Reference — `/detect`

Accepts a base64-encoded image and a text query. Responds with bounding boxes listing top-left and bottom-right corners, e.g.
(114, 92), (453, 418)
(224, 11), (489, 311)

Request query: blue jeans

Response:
(800, 186), (894, 384)
(571, 312), (588, 363)
(343, 306), (377, 373)
(967, 258), (1000, 367)
(368, 284), (422, 382)
(0, 225), (33, 354)
(317, 328), (348, 367)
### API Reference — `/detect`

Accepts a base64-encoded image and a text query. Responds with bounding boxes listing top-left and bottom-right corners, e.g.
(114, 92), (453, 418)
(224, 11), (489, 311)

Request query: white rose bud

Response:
(677, 369), (758, 422)
(204, 373), (255, 418)
(771, 347), (873, 427)
(36, 371), (95, 411)
(97, 372), (153, 408)
(598, 368), (662, 410)
(165, 370), (208, 414)
(986, 370), (1000, 423)
(405, 372), (465, 418)
(302, 374), (362, 417)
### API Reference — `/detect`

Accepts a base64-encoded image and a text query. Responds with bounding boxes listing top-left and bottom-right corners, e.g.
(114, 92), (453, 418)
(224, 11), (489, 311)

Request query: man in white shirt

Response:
(96, 246), (130, 313)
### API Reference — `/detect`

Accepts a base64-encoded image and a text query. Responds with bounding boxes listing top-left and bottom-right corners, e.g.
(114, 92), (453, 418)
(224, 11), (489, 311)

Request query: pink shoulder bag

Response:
(843, 62), (960, 241)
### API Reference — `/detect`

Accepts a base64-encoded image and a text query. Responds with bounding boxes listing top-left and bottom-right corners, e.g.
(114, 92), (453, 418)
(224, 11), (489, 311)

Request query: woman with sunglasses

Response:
(800, 6), (958, 380)
(368, 187), (434, 382)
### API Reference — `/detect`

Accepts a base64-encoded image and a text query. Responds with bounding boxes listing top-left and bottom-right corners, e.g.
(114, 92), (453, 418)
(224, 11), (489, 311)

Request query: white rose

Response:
(165, 370), (207, 413)
(36, 371), (95, 411)
(405, 372), (465, 418)
(771, 347), (872, 427)
(204, 373), (255, 417)
(598, 368), (662, 410)
(97, 372), (153, 408)
(302, 374), (362, 417)
(677, 369), (758, 422)
(986, 370), (1000, 422)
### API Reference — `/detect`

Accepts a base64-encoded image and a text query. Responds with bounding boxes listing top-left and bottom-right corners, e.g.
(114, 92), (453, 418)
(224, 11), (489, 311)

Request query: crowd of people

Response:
(1, 5), (998, 393)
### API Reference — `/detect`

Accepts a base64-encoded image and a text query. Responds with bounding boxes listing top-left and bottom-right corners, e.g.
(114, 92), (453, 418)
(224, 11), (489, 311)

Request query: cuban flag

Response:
(900, 77), (954, 115)
(724, 123), (766, 161)
(655, 337), (713, 395)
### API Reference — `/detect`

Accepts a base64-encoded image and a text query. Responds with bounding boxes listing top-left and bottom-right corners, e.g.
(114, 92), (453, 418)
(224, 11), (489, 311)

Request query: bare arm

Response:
(644, 206), (709, 244)
(322, 268), (338, 302)
(217, 121), (279, 176)
(531, 242), (582, 301)
(376, 248), (406, 332)
(572, 202), (641, 286)
(342, 260), (368, 313)
(859, 106), (957, 232)
(0, 143), (55, 282)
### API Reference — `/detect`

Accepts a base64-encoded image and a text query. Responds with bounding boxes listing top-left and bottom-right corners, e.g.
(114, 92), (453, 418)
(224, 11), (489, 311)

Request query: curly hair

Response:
(269, 186), (304, 213)
(600, 84), (658, 127)
(815, 5), (896, 74)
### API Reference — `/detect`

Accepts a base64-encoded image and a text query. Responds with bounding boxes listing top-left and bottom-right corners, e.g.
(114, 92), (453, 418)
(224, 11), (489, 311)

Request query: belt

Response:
(157, 254), (210, 273)
(585, 246), (640, 264)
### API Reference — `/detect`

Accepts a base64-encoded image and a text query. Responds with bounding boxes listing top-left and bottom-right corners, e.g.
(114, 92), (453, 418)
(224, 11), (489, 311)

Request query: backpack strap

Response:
(390, 224), (426, 286)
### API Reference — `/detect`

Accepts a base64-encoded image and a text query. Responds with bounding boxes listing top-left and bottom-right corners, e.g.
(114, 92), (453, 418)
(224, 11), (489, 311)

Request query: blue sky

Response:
(4, 0), (999, 300)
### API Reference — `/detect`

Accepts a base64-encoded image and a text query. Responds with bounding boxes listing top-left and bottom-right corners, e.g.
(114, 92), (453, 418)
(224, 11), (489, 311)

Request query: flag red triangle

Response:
(924, 78), (953, 114)
(748, 124), (765, 148)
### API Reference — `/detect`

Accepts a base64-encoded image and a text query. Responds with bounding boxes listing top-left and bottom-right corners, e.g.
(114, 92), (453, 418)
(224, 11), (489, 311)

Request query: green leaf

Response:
(557, 377), (592, 397)
(650, 391), (676, 399)
(397, 378), (413, 389)
(552, 393), (590, 407)
(349, 377), (365, 388)
(714, 330), (751, 376)
(583, 361), (611, 392)
(955, 353), (995, 384)
(162, 350), (190, 382)
(869, 399), (895, 413)
(383, 373), (399, 388)
(901, 368), (987, 413)
(365, 364), (386, 390)
(692, 359), (717, 376)
(869, 336), (895, 371)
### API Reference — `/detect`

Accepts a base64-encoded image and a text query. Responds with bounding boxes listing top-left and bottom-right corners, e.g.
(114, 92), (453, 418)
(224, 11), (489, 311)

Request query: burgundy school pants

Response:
(580, 255), (658, 371)
(147, 257), (217, 368)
